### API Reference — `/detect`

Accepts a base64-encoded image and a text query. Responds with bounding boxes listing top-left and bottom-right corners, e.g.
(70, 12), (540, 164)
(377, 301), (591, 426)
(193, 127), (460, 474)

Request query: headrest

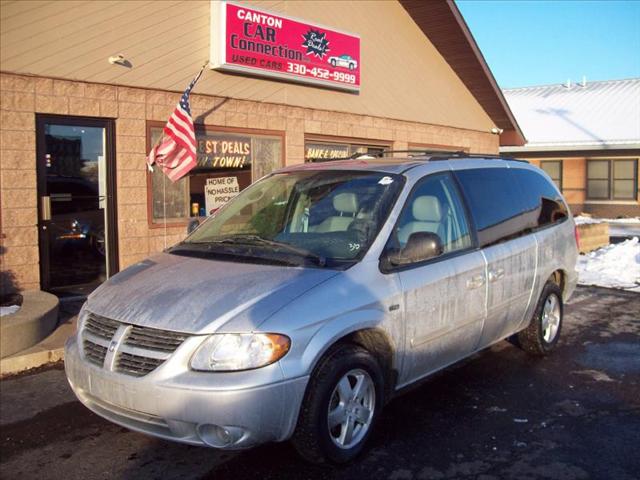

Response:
(412, 195), (441, 222)
(333, 193), (359, 213)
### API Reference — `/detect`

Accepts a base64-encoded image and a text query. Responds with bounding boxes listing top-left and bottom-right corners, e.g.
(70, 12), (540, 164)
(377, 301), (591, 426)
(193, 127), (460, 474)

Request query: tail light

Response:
(574, 225), (580, 248)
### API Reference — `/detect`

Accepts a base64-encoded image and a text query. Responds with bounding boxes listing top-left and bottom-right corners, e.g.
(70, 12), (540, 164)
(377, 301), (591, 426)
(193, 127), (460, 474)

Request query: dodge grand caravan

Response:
(65, 153), (578, 463)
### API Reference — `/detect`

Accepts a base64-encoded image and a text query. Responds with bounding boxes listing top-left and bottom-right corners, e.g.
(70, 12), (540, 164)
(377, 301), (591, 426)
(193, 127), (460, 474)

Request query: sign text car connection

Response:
(211, 1), (361, 92)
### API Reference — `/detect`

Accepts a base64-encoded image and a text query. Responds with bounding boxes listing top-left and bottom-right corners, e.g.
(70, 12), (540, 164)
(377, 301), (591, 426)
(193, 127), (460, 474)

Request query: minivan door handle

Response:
(466, 274), (485, 290)
(489, 268), (505, 282)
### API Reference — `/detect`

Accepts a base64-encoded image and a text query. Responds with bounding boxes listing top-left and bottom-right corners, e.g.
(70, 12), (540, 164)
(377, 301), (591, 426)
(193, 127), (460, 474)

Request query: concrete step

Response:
(0, 315), (77, 377)
(1, 290), (59, 359)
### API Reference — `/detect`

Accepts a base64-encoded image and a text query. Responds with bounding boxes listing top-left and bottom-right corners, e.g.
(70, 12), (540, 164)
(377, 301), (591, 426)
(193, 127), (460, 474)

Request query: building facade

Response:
(502, 79), (640, 218)
(1, 0), (523, 295)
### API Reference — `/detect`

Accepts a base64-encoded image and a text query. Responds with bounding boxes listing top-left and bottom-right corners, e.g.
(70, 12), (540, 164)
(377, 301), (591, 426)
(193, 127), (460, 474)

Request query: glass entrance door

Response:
(36, 116), (118, 296)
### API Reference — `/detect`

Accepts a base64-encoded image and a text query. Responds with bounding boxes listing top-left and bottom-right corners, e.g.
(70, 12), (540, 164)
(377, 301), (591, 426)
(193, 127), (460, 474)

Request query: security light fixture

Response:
(108, 54), (127, 65)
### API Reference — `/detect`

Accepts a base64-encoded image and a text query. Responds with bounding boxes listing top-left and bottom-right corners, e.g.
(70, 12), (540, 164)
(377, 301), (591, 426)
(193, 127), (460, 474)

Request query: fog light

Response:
(197, 424), (245, 448)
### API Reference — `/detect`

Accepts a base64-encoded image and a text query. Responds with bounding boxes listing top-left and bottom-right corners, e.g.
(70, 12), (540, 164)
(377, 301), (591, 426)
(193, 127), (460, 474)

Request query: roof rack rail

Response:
(447, 152), (528, 163)
(377, 149), (528, 163)
(306, 150), (528, 163)
(368, 149), (452, 157)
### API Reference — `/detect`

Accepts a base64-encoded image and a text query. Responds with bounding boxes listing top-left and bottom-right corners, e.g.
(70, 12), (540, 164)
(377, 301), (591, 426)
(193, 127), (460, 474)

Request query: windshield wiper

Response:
(209, 235), (327, 267)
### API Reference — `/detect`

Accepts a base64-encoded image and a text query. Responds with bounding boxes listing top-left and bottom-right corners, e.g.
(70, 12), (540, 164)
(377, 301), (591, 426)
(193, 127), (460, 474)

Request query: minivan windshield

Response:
(177, 170), (403, 267)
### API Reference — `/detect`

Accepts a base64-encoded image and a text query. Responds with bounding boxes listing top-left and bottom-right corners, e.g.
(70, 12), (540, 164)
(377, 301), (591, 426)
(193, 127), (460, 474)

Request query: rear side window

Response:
(455, 167), (569, 247)
(511, 168), (568, 227)
(454, 168), (529, 247)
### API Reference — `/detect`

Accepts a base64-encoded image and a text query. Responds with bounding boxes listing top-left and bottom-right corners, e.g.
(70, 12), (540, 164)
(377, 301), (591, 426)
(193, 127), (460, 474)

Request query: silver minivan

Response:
(65, 154), (578, 463)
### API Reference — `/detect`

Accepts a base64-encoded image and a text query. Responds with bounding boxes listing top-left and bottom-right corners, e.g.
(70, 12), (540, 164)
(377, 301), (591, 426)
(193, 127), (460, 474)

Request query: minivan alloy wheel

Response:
(517, 281), (563, 356)
(542, 293), (561, 342)
(328, 368), (376, 449)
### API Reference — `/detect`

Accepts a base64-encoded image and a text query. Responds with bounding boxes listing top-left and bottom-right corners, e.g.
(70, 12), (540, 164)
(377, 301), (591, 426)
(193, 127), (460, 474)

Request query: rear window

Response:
(511, 168), (568, 227)
(454, 168), (528, 247)
(454, 167), (568, 247)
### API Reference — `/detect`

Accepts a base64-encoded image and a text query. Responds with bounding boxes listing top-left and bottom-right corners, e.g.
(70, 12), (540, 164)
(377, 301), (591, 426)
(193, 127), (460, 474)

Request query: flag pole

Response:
(163, 173), (167, 250)
(152, 61), (210, 250)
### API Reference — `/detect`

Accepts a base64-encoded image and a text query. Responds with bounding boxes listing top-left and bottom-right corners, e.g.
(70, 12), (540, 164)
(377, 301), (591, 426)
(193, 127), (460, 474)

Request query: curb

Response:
(0, 347), (65, 377)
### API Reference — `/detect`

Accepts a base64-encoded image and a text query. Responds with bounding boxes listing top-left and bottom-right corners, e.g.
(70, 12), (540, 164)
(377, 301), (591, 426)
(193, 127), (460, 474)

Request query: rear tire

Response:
(291, 344), (384, 464)
(517, 282), (563, 355)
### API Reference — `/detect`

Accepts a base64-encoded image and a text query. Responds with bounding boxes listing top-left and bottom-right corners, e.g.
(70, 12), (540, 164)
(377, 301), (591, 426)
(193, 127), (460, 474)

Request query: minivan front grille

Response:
(84, 313), (119, 340)
(80, 311), (189, 377)
(83, 340), (108, 367)
(125, 325), (188, 353)
(116, 352), (165, 377)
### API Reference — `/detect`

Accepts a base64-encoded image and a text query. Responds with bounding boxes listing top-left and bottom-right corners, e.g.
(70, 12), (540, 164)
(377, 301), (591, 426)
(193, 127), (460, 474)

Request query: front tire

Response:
(291, 344), (384, 464)
(517, 281), (563, 355)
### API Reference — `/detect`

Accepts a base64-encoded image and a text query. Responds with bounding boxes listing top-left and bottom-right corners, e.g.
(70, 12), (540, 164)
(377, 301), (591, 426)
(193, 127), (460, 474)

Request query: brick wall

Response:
(1, 72), (498, 291)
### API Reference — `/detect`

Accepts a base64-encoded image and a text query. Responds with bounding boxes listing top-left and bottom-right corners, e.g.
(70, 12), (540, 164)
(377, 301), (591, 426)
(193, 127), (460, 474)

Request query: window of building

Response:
(147, 123), (283, 224)
(540, 160), (562, 190)
(587, 159), (638, 200)
(304, 138), (390, 162)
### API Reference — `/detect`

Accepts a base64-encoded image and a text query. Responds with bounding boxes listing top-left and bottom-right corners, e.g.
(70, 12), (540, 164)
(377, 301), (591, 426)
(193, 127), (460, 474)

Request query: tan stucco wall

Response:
(0, 72), (498, 291)
(528, 157), (640, 217)
(0, 0), (497, 134)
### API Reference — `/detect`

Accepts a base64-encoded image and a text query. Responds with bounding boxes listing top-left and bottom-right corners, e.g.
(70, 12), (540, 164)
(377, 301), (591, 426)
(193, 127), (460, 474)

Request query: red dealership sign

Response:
(211, 1), (361, 92)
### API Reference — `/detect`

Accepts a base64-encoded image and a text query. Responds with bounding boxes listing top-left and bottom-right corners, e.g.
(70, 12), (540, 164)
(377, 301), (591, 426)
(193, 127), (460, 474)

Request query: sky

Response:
(456, 0), (640, 89)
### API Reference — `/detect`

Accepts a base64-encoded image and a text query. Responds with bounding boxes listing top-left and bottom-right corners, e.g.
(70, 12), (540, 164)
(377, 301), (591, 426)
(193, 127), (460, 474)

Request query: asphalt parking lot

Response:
(1, 286), (638, 480)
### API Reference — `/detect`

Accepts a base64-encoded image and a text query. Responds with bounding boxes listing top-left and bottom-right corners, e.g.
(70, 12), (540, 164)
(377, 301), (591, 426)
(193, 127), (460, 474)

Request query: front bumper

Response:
(64, 335), (308, 449)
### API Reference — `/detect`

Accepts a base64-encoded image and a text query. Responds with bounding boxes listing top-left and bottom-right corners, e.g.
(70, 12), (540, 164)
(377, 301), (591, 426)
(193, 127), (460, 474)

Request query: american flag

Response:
(147, 68), (205, 182)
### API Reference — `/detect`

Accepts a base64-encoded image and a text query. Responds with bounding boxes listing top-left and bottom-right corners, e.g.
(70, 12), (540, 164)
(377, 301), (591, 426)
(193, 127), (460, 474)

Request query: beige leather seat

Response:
(312, 193), (359, 232)
(397, 195), (443, 245)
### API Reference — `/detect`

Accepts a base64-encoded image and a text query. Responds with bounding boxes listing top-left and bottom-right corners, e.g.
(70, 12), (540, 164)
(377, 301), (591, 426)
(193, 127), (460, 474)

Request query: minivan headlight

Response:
(190, 333), (290, 371)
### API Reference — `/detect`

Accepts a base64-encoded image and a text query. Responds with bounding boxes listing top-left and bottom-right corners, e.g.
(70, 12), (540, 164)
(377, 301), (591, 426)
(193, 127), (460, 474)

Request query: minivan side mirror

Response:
(385, 232), (444, 267)
(187, 218), (200, 234)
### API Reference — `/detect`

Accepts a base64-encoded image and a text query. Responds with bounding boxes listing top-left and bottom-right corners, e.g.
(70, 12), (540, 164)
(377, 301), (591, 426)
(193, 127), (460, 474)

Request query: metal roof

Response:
(501, 78), (640, 152)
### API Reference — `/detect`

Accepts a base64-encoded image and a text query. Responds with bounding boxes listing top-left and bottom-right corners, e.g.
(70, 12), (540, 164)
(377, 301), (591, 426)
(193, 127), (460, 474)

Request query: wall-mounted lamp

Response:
(108, 54), (131, 67)
(491, 127), (504, 135)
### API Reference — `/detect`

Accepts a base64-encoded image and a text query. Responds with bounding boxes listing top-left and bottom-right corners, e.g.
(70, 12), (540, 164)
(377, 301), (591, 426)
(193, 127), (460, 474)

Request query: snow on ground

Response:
(574, 215), (640, 225)
(0, 305), (21, 316)
(577, 238), (640, 292)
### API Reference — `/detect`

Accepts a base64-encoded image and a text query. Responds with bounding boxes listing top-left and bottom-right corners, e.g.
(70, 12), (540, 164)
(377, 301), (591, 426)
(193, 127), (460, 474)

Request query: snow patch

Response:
(574, 215), (640, 225)
(577, 238), (640, 292)
(0, 305), (20, 316)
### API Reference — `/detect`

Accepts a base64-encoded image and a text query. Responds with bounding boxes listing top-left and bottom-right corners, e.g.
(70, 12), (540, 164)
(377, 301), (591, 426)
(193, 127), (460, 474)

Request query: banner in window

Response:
(305, 142), (350, 161)
(211, 1), (361, 92)
(197, 133), (251, 169)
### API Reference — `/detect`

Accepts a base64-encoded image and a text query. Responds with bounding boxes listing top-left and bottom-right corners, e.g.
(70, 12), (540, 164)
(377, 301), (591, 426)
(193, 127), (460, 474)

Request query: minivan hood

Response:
(86, 252), (339, 334)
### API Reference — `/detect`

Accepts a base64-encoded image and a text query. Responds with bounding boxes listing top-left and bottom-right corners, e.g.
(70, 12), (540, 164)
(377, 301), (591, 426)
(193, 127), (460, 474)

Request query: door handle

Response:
(489, 268), (505, 282)
(41, 196), (51, 221)
(466, 274), (485, 290)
